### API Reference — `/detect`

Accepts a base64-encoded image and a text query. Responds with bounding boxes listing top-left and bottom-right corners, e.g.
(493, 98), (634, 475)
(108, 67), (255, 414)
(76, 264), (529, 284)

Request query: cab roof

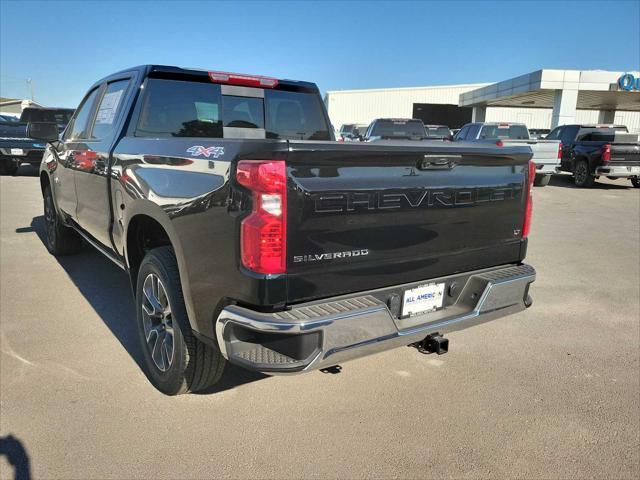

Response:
(92, 65), (320, 94)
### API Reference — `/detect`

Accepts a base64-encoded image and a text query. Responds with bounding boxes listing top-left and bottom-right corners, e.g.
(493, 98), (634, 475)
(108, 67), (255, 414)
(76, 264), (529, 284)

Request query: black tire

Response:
(534, 173), (551, 187)
(631, 177), (640, 188)
(135, 246), (225, 395)
(43, 185), (83, 255)
(573, 160), (595, 188)
(0, 162), (18, 176)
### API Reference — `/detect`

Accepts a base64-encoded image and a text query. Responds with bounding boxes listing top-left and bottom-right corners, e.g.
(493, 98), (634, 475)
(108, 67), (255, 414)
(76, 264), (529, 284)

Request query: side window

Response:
(466, 125), (479, 140)
(546, 127), (562, 140)
(456, 126), (470, 141)
(136, 79), (223, 138)
(365, 122), (375, 138)
(560, 126), (578, 145)
(66, 88), (100, 140)
(92, 79), (131, 139)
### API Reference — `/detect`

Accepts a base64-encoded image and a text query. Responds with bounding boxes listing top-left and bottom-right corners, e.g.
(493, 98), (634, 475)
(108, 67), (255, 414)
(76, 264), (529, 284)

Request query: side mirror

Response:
(27, 122), (59, 143)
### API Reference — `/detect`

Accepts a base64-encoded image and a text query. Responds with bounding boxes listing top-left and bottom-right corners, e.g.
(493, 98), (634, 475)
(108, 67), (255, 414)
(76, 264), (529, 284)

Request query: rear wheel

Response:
(43, 185), (83, 255)
(534, 174), (551, 187)
(631, 177), (640, 188)
(573, 160), (594, 188)
(136, 246), (225, 395)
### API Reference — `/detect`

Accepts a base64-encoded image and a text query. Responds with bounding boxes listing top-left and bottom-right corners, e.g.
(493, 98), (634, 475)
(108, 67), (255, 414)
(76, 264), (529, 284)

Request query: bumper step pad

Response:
(234, 345), (297, 365)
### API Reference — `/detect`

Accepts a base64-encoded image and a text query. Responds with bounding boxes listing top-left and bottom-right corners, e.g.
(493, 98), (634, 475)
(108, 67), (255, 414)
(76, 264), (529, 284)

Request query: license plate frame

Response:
(401, 282), (446, 318)
(10, 148), (25, 156)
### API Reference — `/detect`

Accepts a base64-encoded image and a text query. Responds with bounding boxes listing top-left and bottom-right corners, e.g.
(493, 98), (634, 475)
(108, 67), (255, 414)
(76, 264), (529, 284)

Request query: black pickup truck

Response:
(0, 116), (47, 175)
(546, 124), (640, 188)
(29, 65), (537, 395)
(0, 108), (73, 175)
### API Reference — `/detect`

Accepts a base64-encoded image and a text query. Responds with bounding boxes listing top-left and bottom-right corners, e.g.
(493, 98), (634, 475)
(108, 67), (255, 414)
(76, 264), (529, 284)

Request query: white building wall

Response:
(325, 84), (488, 130)
(480, 108), (639, 132)
(484, 107), (552, 129)
(611, 111), (640, 132)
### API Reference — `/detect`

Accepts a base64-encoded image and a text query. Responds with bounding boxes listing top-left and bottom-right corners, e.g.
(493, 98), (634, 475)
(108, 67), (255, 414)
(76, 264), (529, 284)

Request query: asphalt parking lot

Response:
(1, 165), (639, 479)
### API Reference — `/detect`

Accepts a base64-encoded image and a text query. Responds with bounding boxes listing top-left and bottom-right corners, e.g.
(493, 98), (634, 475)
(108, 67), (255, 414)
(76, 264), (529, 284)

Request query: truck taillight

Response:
(522, 160), (535, 238)
(558, 142), (563, 159)
(236, 160), (287, 274)
(602, 144), (611, 162)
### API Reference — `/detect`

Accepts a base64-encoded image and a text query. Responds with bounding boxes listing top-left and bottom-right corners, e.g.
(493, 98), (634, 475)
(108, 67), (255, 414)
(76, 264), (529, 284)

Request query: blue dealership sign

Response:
(618, 73), (640, 91)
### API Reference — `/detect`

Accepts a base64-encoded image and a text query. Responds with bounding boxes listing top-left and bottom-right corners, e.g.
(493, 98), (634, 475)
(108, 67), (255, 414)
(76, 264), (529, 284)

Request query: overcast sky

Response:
(1, 0), (639, 107)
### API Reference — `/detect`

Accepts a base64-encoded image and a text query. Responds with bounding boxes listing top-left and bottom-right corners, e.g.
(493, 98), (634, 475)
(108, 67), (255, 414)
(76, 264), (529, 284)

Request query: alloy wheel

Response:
(575, 162), (588, 185)
(141, 273), (175, 372)
(44, 194), (56, 249)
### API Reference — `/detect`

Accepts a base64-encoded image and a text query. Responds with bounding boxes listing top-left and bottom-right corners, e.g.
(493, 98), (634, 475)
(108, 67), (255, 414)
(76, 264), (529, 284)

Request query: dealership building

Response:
(325, 69), (640, 133)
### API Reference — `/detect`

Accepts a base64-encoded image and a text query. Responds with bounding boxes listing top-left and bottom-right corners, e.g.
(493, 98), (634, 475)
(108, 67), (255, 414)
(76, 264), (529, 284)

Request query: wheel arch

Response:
(123, 204), (198, 332)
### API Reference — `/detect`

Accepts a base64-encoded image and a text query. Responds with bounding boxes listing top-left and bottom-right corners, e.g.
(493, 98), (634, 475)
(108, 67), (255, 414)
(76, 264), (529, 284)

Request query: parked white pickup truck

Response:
(454, 122), (561, 186)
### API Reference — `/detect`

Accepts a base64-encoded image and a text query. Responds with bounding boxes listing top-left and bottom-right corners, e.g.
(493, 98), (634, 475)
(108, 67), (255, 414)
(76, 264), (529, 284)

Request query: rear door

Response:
(285, 141), (532, 303)
(75, 76), (135, 249)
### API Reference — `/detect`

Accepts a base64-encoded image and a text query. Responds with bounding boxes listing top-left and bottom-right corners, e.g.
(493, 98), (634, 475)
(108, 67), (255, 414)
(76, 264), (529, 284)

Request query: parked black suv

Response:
(30, 65), (536, 395)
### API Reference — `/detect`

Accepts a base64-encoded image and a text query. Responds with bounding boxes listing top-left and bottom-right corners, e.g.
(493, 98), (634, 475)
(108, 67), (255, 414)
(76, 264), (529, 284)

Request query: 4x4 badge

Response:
(186, 145), (225, 158)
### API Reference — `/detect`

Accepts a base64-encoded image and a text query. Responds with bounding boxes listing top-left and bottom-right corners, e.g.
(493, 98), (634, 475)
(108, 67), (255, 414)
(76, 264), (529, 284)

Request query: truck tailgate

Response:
(504, 139), (560, 167)
(285, 141), (533, 304)
(610, 141), (640, 166)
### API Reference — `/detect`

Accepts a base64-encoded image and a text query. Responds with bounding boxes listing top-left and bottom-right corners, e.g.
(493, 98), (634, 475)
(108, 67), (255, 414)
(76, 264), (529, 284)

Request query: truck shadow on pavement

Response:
(548, 174), (635, 190)
(24, 215), (267, 395)
(0, 434), (31, 480)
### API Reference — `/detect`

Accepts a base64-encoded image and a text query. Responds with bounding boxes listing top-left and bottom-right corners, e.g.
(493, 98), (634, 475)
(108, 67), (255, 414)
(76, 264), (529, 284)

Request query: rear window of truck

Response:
(370, 120), (426, 139)
(425, 126), (451, 137)
(136, 78), (330, 140)
(577, 127), (628, 141)
(20, 108), (74, 125)
(479, 124), (529, 140)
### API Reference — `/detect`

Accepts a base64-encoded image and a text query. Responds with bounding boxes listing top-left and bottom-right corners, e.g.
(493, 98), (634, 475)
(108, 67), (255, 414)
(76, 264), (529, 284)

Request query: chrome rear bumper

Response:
(215, 264), (536, 373)
(595, 165), (640, 178)
(536, 163), (560, 175)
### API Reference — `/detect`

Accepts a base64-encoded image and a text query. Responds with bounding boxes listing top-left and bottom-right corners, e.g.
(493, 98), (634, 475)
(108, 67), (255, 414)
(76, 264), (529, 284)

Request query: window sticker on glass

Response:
(95, 89), (124, 125)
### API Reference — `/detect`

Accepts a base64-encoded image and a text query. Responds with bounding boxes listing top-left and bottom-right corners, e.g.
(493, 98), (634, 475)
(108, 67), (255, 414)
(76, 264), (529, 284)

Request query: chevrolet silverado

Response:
(546, 124), (640, 188)
(454, 122), (561, 187)
(29, 65), (537, 395)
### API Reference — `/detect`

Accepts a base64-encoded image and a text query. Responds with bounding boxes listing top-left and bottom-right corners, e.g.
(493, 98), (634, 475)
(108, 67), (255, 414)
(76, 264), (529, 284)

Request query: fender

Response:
(39, 147), (66, 221)
(122, 199), (200, 333)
